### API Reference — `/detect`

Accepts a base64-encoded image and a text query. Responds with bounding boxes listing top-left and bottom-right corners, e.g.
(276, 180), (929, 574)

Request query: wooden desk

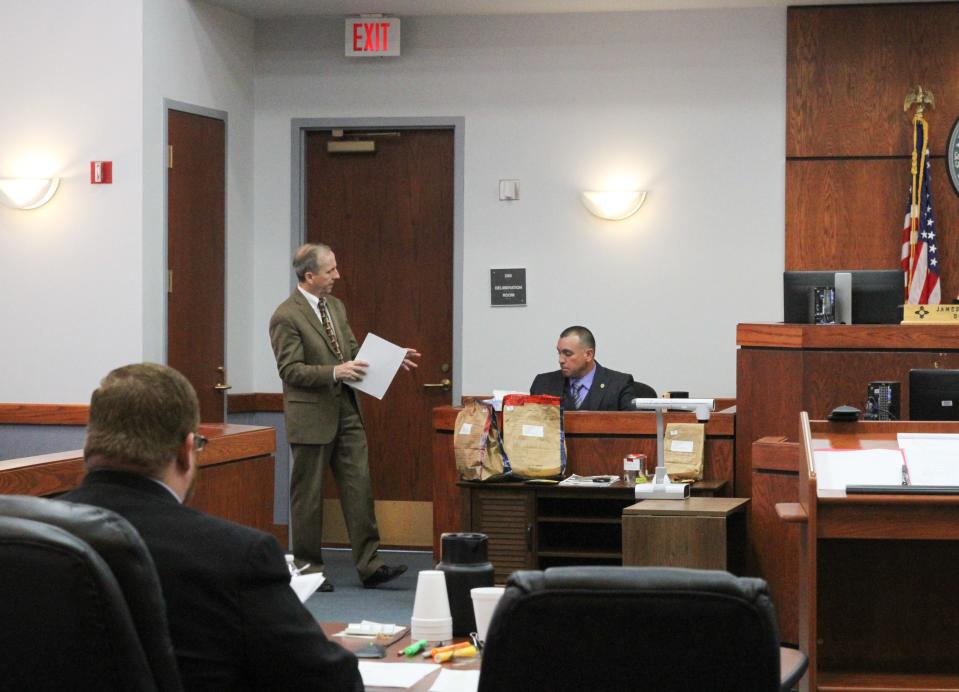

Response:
(0, 424), (277, 536)
(433, 405), (736, 560)
(622, 497), (749, 572)
(781, 415), (959, 691)
(458, 480), (726, 583)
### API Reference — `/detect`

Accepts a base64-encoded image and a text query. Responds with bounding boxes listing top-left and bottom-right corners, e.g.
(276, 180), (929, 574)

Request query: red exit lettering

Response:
(352, 22), (390, 53)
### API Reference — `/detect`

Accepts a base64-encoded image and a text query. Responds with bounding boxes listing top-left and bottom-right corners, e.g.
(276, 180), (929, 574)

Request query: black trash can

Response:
(435, 532), (495, 636)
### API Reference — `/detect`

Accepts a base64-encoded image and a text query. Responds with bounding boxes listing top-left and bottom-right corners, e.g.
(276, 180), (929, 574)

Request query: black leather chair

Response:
(478, 566), (807, 692)
(0, 495), (182, 692)
(633, 381), (658, 399)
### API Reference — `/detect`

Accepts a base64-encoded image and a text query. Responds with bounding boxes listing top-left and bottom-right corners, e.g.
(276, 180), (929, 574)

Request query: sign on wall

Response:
(345, 17), (401, 58)
(490, 268), (527, 307)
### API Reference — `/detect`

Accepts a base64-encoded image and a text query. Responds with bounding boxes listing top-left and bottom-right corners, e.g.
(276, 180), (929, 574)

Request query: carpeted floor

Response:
(302, 548), (435, 625)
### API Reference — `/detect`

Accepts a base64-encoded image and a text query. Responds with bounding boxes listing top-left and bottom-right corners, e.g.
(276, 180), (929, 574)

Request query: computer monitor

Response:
(783, 270), (901, 324)
(909, 369), (959, 421)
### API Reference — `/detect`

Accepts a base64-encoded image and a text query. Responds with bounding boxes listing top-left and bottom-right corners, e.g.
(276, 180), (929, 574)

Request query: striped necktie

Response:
(318, 298), (345, 363)
(570, 382), (584, 409)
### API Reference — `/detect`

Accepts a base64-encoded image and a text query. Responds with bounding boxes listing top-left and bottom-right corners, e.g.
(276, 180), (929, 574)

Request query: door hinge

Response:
(168, 145), (173, 169)
(168, 269), (173, 294)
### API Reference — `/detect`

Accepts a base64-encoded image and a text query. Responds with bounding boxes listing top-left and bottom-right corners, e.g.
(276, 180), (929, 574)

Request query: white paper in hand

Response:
(290, 573), (325, 602)
(345, 333), (407, 400)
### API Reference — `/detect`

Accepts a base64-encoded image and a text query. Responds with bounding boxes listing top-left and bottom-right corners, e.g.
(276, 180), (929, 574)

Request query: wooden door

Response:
(167, 109), (226, 422)
(305, 129), (454, 539)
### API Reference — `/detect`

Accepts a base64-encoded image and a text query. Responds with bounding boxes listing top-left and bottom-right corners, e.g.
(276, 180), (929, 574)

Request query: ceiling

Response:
(200, 0), (916, 20)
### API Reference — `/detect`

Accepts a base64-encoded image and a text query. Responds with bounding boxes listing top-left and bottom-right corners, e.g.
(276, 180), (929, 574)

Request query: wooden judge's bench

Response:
(739, 322), (959, 645)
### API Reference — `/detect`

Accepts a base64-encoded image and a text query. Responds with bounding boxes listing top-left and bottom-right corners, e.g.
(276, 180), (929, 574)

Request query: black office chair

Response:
(0, 495), (182, 692)
(478, 566), (807, 692)
(633, 381), (657, 399)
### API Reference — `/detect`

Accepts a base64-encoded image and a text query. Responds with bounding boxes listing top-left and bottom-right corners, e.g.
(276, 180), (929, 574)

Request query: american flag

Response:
(900, 118), (941, 304)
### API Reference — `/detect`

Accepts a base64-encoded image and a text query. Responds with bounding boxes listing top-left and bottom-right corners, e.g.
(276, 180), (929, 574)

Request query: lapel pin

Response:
(600, 383), (606, 389)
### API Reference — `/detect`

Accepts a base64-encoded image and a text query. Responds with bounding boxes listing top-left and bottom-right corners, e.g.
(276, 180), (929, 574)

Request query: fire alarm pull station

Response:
(91, 161), (113, 184)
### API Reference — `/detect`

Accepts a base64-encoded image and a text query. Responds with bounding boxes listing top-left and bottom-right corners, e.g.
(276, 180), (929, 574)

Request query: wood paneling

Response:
(227, 393), (283, 414)
(738, 322), (959, 350)
(0, 404), (89, 425)
(751, 438), (800, 646)
(786, 3), (959, 301)
(786, 159), (959, 298)
(787, 4), (959, 157)
(736, 347), (803, 499)
(0, 424), (277, 535)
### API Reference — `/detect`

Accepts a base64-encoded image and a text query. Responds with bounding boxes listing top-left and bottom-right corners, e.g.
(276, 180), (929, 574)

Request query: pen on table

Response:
(424, 641), (471, 658)
(901, 463), (911, 486)
(399, 639), (427, 656)
(592, 476), (613, 483)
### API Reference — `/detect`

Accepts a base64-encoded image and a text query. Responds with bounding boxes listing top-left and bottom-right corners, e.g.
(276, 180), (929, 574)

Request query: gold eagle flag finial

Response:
(904, 85), (935, 117)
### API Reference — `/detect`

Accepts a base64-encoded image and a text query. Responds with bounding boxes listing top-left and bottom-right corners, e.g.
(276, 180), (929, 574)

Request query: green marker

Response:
(400, 639), (428, 657)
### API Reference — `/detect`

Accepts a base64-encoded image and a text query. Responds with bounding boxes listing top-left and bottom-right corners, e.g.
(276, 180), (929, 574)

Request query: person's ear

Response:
(175, 434), (194, 473)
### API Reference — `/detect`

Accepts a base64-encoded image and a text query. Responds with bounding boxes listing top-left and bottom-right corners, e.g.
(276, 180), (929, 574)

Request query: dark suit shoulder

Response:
(530, 370), (564, 396)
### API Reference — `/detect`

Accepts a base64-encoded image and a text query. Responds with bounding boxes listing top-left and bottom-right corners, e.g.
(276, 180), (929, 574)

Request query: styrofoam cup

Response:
(471, 586), (505, 643)
(411, 570), (453, 641)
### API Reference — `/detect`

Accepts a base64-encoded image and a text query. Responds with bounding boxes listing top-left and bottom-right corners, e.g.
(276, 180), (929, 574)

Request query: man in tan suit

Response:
(269, 243), (418, 590)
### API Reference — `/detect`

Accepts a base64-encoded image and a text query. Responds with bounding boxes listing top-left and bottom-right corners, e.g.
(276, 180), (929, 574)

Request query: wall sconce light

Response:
(0, 177), (61, 210)
(581, 190), (646, 221)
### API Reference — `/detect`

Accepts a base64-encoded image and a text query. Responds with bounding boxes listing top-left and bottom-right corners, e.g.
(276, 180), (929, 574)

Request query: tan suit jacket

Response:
(269, 290), (360, 445)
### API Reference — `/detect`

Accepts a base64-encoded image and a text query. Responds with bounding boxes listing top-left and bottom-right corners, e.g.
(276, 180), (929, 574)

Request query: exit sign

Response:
(345, 17), (400, 58)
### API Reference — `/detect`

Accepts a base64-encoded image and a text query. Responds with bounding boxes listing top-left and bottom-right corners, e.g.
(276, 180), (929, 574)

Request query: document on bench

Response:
(429, 669), (480, 692)
(358, 661), (439, 688)
(814, 448), (905, 497)
(897, 433), (959, 486)
(346, 333), (407, 400)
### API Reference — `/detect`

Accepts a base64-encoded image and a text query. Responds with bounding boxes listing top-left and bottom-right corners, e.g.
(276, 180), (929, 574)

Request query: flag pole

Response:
(903, 85), (935, 299)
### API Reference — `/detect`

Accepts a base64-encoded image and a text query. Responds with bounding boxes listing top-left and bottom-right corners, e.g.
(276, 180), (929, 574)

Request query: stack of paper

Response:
(813, 449), (904, 497)
(898, 433), (959, 486)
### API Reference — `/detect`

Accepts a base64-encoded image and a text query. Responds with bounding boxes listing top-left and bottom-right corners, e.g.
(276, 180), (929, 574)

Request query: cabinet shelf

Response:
(538, 549), (622, 559)
(817, 670), (959, 690)
(537, 515), (621, 525)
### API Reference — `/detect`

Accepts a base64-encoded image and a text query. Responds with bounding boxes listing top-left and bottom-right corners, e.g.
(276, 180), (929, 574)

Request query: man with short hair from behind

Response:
(63, 363), (362, 691)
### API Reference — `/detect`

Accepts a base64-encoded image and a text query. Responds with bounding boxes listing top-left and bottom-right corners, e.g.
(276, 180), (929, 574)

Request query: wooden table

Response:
(778, 415), (959, 691)
(622, 497), (749, 572)
(322, 621), (805, 690)
(458, 479), (726, 583)
(322, 623), (477, 691)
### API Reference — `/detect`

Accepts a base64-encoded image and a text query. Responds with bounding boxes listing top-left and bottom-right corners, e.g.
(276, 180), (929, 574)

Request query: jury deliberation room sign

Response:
(345, 17), (400, 57)
(490, 268), (526, 306)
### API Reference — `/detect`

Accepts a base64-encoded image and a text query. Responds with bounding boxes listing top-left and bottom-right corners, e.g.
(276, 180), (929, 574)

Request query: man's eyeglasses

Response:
(194, 433), (209, 452)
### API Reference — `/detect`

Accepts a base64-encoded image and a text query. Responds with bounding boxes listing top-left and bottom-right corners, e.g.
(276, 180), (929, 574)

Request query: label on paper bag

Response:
(670, 440), (695, 453)
(458, 423), (473, 435)
(521, 424), (545, 438)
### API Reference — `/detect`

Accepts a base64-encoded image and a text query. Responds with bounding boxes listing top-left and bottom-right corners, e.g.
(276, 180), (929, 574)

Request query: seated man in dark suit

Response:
(530, 325), (654, 410)
(63, 363), (361, 692)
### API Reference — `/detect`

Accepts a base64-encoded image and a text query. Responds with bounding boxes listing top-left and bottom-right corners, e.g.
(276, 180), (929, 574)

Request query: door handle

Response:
(423, 378), (451, 391)
(214, 366), (232, 392)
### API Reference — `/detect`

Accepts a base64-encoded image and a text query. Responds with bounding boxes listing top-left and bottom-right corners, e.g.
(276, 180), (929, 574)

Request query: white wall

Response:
(0, 1), (144, 403)
(0, 0), (255, 403)
(253, 9), (786, 397)
(142, 0), (256, 390)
